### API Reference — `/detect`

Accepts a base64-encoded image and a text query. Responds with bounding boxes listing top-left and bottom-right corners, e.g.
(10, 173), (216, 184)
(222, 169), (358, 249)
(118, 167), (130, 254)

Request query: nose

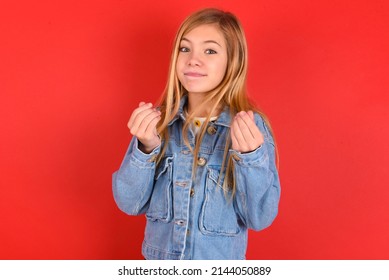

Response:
(187, 51), (202, 67)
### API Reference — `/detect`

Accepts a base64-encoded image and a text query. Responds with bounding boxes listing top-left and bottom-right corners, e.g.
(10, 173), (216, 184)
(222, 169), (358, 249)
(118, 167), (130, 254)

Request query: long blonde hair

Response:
(156, 8), (276, 195)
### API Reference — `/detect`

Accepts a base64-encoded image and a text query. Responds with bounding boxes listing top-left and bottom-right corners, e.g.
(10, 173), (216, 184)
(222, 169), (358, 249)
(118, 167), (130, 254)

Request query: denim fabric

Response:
(112, 97), (281, 260)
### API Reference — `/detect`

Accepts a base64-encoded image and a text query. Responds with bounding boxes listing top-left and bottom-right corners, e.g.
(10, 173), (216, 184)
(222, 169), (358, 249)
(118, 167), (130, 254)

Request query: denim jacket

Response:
(112, 97), (281, 260)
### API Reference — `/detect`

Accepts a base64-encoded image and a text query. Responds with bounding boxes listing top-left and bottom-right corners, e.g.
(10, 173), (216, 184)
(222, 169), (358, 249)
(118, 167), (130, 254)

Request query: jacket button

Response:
(175, 220), (185, 226)
(207, 125), (217, 135)
(197, 157), (207, 166)
(190, 188), (195, 197)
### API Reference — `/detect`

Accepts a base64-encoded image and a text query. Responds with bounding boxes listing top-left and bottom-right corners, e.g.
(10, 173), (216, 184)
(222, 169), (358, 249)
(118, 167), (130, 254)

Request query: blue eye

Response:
(205, 49), (217, 54)
(179, 47), (190, 52)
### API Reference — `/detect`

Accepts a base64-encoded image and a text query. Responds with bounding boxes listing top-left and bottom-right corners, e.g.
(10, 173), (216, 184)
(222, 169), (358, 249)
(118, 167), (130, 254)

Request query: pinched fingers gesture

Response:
(230, 111), (264, 153)
(127, 102), (161, 153)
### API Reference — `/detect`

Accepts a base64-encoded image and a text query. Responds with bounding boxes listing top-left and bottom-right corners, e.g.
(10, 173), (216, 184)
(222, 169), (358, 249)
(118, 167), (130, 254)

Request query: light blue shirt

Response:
(112, 97), (281, 259)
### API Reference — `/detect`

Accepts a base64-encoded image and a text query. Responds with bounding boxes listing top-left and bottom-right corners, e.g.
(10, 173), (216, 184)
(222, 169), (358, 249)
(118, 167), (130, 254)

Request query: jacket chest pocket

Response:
(199, 168), (241, 236)
(146, 156), (174, 223)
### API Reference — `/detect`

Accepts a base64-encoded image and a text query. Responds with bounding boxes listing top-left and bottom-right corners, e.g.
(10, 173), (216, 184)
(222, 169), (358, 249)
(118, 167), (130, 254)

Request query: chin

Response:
(184, 85), (214, 94)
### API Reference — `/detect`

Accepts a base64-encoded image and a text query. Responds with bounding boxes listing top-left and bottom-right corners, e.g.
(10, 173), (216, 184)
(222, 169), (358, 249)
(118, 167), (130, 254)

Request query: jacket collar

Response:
(168, 95), (231, 128)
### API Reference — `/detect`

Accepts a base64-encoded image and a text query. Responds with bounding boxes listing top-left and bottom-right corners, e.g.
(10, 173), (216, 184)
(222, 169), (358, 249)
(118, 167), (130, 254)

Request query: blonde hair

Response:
(156, 8), (276, 195)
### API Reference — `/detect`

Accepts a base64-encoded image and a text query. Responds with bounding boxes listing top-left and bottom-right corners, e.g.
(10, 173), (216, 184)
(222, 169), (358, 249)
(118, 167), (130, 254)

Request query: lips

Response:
(184, 72), (206, 77)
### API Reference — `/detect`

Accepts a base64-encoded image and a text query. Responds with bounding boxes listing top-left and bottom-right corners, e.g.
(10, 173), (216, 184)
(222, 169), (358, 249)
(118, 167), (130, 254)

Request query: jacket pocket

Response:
(146, 156), (174, 223)
(199, 167), (241, 236)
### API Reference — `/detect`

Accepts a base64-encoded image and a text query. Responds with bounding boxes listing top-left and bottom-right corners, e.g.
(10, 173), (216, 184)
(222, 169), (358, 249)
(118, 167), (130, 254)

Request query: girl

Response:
(112, 8), (280, 260)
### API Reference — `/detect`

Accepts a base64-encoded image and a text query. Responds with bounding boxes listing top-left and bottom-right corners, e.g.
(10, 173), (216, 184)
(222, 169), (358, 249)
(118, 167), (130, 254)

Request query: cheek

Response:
(214, 60), (228, 81)
(177, 55), (187, 71)
(176, 53), (186, 69)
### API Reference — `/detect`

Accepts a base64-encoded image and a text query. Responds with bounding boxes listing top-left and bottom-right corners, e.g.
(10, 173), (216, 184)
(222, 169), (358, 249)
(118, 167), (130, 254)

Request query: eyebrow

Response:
(181, 37), (222, 47)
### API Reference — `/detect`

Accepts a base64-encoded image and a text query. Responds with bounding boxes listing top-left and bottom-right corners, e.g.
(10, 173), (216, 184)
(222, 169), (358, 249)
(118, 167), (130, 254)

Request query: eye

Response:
(179, 46), (190, 52)
(205, 49), (217, 54)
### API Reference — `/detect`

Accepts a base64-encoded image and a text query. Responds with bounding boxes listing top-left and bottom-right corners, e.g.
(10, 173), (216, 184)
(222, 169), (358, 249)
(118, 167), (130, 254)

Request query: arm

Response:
(112, 101), (162, 215)
(230, 111), (281, 231)
(112, 137), (160, 215)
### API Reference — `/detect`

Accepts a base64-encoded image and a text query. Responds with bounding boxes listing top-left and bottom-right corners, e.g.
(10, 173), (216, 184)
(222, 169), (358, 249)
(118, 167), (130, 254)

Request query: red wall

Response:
(1, 0), (388, 259)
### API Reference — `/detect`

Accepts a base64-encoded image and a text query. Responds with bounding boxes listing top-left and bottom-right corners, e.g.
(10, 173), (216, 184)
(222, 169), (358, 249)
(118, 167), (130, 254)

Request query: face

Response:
(176, 24), (228, 96)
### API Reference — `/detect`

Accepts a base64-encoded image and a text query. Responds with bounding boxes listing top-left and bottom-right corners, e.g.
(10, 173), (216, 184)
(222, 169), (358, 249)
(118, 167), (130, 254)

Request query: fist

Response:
(230, 111), (264, 153)
(127, 102), (161, 153)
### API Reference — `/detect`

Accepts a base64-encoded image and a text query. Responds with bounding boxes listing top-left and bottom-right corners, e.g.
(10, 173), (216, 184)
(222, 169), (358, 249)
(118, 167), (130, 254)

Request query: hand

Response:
(230, 111), (264, 153)
(127, 102), (161, 153)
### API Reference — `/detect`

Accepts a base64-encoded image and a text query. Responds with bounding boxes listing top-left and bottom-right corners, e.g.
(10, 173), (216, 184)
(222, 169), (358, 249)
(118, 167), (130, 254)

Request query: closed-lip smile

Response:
(184, 72), (206, 77)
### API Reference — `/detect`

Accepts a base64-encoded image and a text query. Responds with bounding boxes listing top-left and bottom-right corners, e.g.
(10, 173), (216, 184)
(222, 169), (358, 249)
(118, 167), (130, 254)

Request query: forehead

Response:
(182, 24), (225, 45)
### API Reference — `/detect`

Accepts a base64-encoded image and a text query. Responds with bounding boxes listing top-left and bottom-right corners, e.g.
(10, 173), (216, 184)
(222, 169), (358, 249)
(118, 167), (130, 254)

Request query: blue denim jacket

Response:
(112, 98), (281, 260)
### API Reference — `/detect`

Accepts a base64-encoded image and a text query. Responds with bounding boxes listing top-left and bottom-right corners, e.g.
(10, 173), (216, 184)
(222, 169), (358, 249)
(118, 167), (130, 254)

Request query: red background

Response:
(1, 0), (388, 259)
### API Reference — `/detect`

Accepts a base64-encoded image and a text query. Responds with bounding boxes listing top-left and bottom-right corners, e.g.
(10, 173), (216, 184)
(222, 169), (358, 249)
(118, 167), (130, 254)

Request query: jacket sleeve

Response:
(112, 137), (160, 215)
(230, 115), (281, 231)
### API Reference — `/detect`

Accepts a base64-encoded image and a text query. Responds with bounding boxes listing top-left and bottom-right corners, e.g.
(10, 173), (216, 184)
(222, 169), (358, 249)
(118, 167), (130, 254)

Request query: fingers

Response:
(247, 110), (254, 121)
(128, 103), (161, 136)
(127, 102), (153, 129)
(145, 113), (161, 136)
(127, 102), (162, 153)
(237, 111), (256, 140)
(230, 111), (264, 153)
(138, 109), (161, 136)
(128, 102), (161, 137)
(231, 115), (249, 151)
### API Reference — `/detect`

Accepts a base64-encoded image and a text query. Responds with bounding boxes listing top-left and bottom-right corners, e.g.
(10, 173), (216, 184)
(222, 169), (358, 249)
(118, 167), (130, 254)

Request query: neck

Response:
(187, 92), (222, 118)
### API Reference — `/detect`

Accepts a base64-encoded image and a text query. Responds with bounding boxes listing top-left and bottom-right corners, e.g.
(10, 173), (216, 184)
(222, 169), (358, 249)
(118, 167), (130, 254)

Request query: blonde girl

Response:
(113, 8), (280, 260)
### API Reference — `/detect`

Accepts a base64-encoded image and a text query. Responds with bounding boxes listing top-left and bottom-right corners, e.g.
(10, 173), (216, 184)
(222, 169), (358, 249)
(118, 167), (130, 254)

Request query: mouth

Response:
(184, 72), (207, 77)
